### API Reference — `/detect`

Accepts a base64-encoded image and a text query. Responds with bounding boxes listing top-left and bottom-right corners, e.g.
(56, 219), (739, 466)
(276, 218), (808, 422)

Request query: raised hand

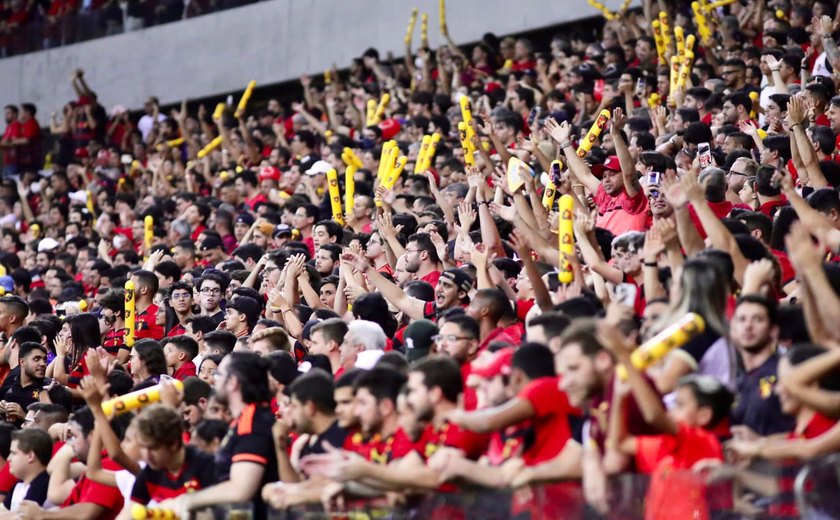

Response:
(786, 94), (805, 126)
(611, 107), (626, 133)
(489, 201), (516, 222)
(544, 117), (572, 144)
(457, 201), (477, 229)
(661, 171), (688, 208)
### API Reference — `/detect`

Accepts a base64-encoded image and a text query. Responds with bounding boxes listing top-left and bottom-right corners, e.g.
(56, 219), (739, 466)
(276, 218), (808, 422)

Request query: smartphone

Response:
(121, 154), (133, 165)
(550, 160), (563, 185)
(698, 142), (713, 168)
(635, 78), (646, 98)
(614, 283), (638, 308)
(646, 171), (661, 186)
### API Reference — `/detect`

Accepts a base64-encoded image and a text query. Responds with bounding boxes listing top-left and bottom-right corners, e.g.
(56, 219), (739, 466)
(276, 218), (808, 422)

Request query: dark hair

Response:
(135, 404), (184, 447)
(735, 211), (773, 244)
(99, 288), (125, 318)
(11, 326), (41, 347)
(512, 342), (556, 379)
(0, 296), (28, 323)
(289, 370), (336, 414)
(444, 314), (480, 340)
(314, 220), (344, 243)
(135, 340), (168, 378)
(194, 419), (229, 445)
(310, 318), (348, 345)
(472, 288), (513, 324)
(154, 261), (181, 283)
(407, 232), (440, 264)
(12, 428), (52, 466)
(410, 356), (462, 404)
(225, 352), (271, 404)
(182, 376), (211, 406)
(163, 335), (199, 361)
(355, 367), (407, 408)
(131, 269), (160, 297)
(203, 331), (236, 356)
(755, 165), (781, 197)
(18, 341), (46, 361)
(735, 294), (779, 325)
(186, 315), (218, 336)
(762, 136), (791, 164)
(527, 312), (571, 343)
(65, 313), (100, 367)
(558, 319), (605, 357)
(351, 293), (398, 337)
(676, 375), (733, 428)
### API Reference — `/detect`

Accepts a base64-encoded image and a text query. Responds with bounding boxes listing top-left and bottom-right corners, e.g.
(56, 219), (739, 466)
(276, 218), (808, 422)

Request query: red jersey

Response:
(636, 423), (723, 520)
(364, 427), (420, 464)
(421, 270), (442, 287)
(518, 377), (576, 465)
(417, 421), (489, 461)
(62, 458), (124, 520)
(1, 120), (22, 165)
(135, 304), (164, 341)
(172, 361), (197, 381)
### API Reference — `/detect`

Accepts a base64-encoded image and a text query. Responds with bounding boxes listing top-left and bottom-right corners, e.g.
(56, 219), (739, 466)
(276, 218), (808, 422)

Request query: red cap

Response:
(485, 82), (503, 94)
(592, 155), (621, 178)
(471, 347), (515, 379)
(258, 166), (281, 182)
(379, 119), (401, 140)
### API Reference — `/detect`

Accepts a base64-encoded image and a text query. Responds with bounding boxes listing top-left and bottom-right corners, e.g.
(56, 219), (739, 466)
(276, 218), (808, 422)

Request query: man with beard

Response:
(548, 118), (648, 236)
(0, 342), (48, 421)
(403, 233), (442, 286)
(554, 320), (661, 514)
(730, 295), (795, 437)
(160, 352), (277, 519)
(126, 405), (217, 509)
(342, 251), (470, 322)
(314, 244), (341, 277)
(280, 371), (347, 481)
(435, 314), (481, 411)
(97, 289), (130, 364)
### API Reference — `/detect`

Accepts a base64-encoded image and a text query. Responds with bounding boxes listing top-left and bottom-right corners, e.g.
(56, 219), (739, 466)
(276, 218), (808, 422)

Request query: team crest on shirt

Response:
(759, 375), (776, 399)
(184, 478), (200, 493)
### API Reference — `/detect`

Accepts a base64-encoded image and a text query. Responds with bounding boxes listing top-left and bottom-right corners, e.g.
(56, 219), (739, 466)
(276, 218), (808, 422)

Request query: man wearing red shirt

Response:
(130, 270), (164, 341)
(323, 357), (489, 490)
(466, 288), (519, 352)
(14, 104), (42, 173)
(404, 233), (442, 287)
(184, 202), (210, 242)
(0, 105), (22, 179)
(446, 345), (584, 518)
(237, 170), (268, 211)
(435, 314), (481, 411)
(163, 336), (198, 381)
(551, 117), (648, 235)
(687, 168), (735, 238)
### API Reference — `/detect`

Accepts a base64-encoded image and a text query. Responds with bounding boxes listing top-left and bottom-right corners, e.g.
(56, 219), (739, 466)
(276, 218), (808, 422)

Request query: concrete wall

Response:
(0, 0), (612, 118)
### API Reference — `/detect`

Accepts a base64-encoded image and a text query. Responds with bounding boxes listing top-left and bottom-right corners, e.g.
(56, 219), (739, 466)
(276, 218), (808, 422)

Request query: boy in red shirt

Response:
(163, 336), (198, 381)
(601, 324), (732, 520)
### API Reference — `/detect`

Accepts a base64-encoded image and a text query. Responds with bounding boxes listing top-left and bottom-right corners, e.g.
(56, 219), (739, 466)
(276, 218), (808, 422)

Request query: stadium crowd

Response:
(1, 0), (840, 517)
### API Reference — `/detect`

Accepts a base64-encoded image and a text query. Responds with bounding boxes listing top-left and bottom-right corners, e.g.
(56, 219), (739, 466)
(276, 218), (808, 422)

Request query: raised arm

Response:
(343, 252), (425, 320)
(610, 108), (640, 198)
(573, 210), (623, 285)
(545, 119), (602, 195)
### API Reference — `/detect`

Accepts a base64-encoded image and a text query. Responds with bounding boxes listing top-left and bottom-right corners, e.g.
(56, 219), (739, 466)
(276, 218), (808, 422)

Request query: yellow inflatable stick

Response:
(577, 110), (610, 158)
(617, 313), (706, 380)
(558, 195), (575, 284)
(326, 168), (345, 226)
(124, 280), (135, 348)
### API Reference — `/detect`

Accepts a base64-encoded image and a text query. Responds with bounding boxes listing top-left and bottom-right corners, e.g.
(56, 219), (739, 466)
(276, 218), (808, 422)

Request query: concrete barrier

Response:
(0, 0), (612, 118)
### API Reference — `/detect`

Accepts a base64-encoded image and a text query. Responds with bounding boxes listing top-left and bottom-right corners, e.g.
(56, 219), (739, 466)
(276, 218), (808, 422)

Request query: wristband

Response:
(823, 34), (833, 39)
(560, 141), (572, 149)
(644, 261), (658, 267)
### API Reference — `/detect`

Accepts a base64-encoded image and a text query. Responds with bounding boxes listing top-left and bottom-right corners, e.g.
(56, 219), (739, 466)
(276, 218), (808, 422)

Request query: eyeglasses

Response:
(728, 170), (748, 177)
(721, 70), (740, 76)
(432, 334), (475, 344)
(200, 288), (221, 295)
(405, 248), (420, 254)
(98, 313), (116, 325)
(171, 293), (191, 300)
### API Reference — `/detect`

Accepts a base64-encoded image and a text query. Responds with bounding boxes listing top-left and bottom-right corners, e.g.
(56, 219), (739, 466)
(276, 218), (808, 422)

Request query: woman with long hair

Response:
(651, 256), (734, 394)
(47, 312), (102, 395)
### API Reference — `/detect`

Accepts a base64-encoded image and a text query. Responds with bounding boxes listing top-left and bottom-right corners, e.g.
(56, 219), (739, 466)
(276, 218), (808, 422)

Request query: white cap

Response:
(38, 237), (59, 252)
(354, 350), (385, 370)
(305, 160), (331, 176)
